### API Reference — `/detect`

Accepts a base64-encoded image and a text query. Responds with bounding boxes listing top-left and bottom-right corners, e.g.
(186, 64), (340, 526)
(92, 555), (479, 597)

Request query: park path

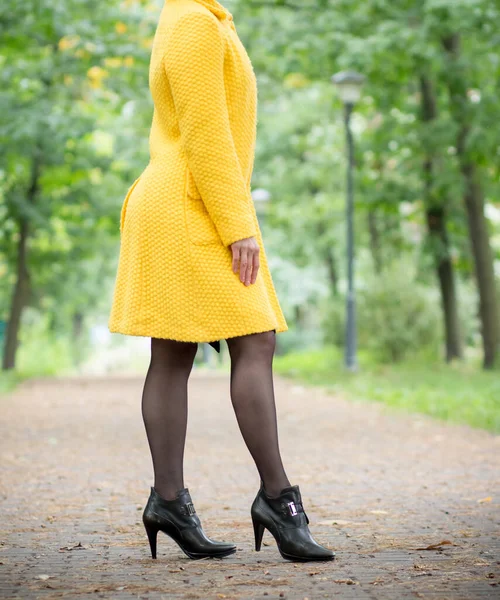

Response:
(0, 370), (499, 599)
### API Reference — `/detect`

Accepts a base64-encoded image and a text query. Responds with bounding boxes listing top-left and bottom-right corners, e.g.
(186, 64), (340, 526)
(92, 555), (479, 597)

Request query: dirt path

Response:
(1, 371), (499, 599)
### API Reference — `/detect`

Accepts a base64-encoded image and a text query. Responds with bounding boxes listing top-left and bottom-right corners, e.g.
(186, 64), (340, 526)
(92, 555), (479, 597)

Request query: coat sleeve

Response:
(164, 12), (258, 248)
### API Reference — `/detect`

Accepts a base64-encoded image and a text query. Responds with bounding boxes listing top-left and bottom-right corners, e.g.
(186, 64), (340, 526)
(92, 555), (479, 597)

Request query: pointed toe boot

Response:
(251, 480), (335, 562)
(142, 487), (237, 560)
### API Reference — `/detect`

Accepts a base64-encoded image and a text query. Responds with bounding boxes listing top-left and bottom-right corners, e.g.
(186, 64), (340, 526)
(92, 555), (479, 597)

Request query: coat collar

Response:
(166, 0), (234, 23)
(192, 0), (234, 22)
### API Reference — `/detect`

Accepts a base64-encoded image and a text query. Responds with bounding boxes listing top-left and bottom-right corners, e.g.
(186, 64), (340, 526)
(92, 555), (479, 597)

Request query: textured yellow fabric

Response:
(108, 0), (288, 345)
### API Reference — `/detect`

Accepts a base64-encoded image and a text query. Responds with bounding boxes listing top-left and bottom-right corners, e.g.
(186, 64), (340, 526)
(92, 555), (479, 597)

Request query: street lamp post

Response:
(331, 71), (365, 372)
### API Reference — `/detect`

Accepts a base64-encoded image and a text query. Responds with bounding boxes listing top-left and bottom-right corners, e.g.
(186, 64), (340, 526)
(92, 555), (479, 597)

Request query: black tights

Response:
(141, 331), (290, 501)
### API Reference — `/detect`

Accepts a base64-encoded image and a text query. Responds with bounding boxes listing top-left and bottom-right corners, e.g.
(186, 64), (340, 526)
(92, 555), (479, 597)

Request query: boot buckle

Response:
(287, 501), (298, 516)
(182, 502), (196, 516)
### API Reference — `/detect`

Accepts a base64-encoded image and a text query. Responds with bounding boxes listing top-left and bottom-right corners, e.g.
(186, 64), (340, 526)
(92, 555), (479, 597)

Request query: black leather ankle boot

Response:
(142, 487), (237, 559)
(251, 480), (335, 562)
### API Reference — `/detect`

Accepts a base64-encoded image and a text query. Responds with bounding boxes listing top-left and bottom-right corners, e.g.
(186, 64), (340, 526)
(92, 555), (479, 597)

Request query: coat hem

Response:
(108, 322), (288, 345)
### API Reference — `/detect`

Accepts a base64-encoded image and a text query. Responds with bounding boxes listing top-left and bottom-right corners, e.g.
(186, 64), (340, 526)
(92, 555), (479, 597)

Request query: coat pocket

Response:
(186, 169), (201, 200)
(120, 176), (141, 233)
(184, 168), (221, 246)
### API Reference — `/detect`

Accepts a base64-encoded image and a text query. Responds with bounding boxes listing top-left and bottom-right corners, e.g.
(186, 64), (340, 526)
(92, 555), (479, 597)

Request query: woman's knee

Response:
(150, 337), (198, 367)
(227, 329), (276, 360)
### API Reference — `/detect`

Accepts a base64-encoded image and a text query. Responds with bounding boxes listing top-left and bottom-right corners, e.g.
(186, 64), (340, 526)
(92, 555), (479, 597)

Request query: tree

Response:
(0, 0), (152, 369)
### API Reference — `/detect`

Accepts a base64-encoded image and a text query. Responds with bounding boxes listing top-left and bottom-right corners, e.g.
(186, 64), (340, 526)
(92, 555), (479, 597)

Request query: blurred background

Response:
(1, 0), (499, 431)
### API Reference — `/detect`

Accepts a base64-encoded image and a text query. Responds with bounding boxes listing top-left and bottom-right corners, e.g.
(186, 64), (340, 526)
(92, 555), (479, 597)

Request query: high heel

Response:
(250, 480), (335, 562)
(144, 522), (159, 559)
(253, 516), (265, 551)
(142, 486), (237, 560)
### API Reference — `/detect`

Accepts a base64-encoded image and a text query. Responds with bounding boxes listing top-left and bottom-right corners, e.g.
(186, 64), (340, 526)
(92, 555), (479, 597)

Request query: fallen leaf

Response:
(413, 564), (433, 571)
(415, 540), (453, 551)
(333, 579), (357, 585)
(59, 542), (88, 552)
(369, 510), (388, 515)
(477, 496), (492, 503)
(35, 575), (52, 581)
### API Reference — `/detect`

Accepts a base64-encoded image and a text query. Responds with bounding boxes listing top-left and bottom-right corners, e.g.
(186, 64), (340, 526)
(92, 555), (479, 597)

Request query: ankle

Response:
(153, 484), (185, 501)
(261, 478), (292, 499)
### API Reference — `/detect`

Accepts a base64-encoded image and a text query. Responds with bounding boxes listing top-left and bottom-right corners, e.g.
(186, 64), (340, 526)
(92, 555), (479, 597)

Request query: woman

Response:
(108, 0), (334, 563)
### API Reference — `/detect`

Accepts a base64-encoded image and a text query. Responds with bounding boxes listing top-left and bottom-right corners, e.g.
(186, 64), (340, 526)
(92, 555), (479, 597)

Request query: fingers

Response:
(239, 246), (249, 285)
(250, 247), (260, 284)
(232, 244), (240, 274)
(230, 238), (260, 285)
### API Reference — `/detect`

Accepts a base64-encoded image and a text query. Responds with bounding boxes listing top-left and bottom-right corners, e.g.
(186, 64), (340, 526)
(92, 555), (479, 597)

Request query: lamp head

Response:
(331, 71), (365, 105)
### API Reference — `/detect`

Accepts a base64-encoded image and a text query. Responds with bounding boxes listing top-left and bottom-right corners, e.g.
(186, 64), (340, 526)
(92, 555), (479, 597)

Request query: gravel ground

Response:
(1, 370), (499, 599)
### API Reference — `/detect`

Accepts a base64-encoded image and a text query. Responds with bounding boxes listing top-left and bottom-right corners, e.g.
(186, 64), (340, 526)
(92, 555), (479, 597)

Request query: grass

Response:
(274, 346), (500, 433)
(0, 370), (25, 396)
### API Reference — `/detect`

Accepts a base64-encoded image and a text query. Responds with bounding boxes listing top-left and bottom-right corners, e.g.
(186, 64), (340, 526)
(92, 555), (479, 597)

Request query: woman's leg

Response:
(141, 337), (198, 500)
(226, 330), (291, 498)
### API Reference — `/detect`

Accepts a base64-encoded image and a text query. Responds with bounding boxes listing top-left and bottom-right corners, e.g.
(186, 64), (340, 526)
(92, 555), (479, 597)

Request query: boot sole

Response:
(279, 548), (335, 562)
(253, 515), (335, 562)
(160, 530), (237, 560)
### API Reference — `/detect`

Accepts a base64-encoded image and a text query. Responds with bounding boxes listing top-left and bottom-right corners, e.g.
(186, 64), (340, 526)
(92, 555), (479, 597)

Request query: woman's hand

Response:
(231, 236), (260, 286)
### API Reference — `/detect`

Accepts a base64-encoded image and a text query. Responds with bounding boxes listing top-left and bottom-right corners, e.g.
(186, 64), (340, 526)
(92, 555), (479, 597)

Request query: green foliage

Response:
(320, 295), (345, 349)
(1, 0), (499, 372)
(238, 0), (500, 367)
(0, 370), (23, 395)
(0, 0), (157, 368)
(322, 259), (442, 362)
(16, 311), (74, 376)
(274, 346), (500, 432)
(357, 260), (442, 362)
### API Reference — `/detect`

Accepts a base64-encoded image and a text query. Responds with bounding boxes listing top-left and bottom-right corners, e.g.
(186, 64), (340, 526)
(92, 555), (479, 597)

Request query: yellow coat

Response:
(108, 0), (288, 348)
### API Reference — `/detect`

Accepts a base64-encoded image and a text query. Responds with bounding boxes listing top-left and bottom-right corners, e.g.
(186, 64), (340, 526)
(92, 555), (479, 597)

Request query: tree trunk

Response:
(367, 209), (382, 274)
(324, 246), (338, 296)
(420, 75), (462, 361)
(442, 34), (499, 368)
(426, 207), (463, 361)
(2, 217), (30, 370)
(72, 312), (84, 367)
(2, 156), (39, 371)
(316, 220), (338, 296)
(461, 170), (498, 367)
(72, 312), (84, 340)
